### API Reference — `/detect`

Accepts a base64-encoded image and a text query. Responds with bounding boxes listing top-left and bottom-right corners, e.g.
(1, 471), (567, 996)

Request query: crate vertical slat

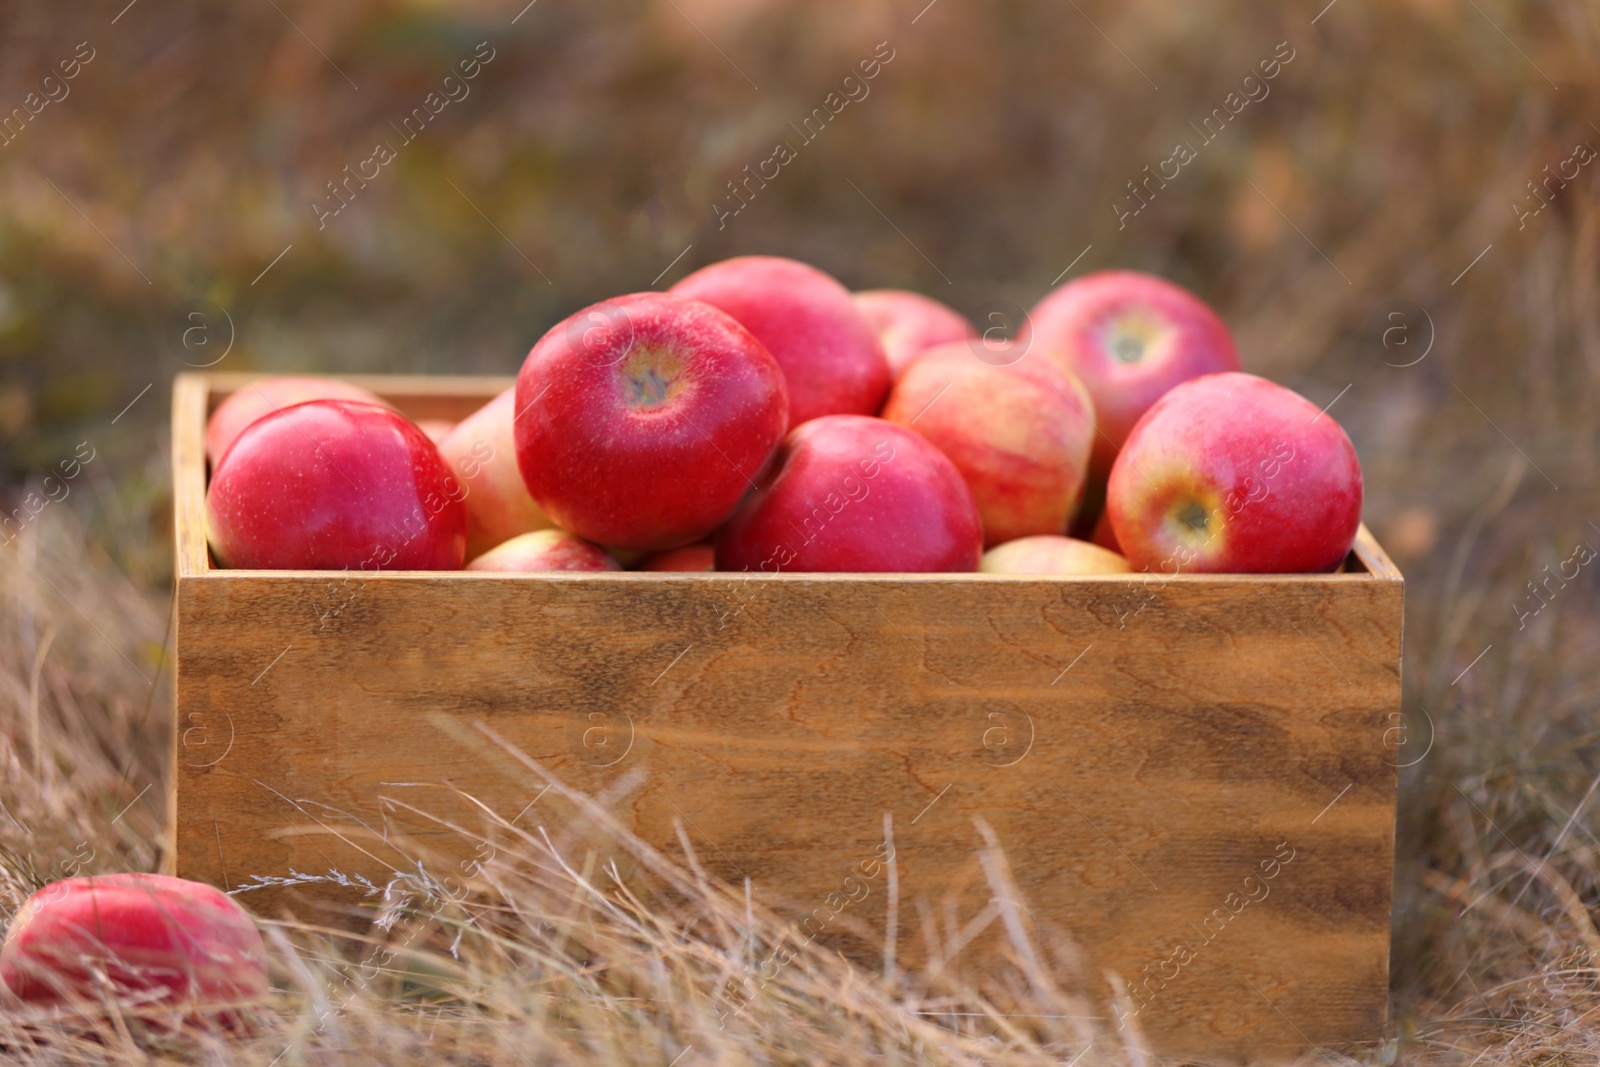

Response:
(171, 373), (1403, 1061)
(171, 374), (211, 578)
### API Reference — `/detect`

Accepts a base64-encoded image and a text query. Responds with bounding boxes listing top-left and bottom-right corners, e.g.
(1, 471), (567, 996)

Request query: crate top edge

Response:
(178, 562), (1395, 586)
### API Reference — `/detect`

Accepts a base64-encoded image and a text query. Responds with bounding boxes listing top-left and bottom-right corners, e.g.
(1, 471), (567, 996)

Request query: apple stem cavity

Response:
(1176, 500), (1210, 535)
(622, 349), (686, 410)
(1112, 333), (1146, 363)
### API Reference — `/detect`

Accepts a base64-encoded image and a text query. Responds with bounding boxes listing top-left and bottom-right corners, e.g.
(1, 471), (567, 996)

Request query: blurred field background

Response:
(2, 0), (1600, 1061)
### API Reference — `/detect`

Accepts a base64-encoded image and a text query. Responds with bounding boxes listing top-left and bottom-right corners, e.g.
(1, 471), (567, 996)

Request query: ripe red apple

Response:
(853, 289), (976, 380)
(1106, 372), (1363, 573)
(672, 256), (889, 428)
(0, 873), (267, 1019)
(207, 400), (467, 569)
(466, 530), (621, 572)
(715, 415), (982, 573)
(980, 535), (1131, 575)
(637, 543), (715, 571)
(1022, 270), (1240, 478)
(205, 376), (387, 470)
(438, 388), (554, 560)
(881, 341), (1096, 547)
(514, 292), (788, 551)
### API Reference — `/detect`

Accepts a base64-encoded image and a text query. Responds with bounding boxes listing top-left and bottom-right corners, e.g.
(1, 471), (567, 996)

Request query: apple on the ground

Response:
(207, 399), (467, 569)
(438, 388), (554, 560)
(514, 292), (788, 551)
(1022, 270), (1240, 479)
(1106, 372), (1362, 573)
(672, 256), (889, 428)
(715, 415), (983, 573)
(881, 340), (1096, 547)
(980, 535), (1131, 574)
(0, 873), (267, 1021)
(205, 376), (387, 470)
(466, 529), (621, 572)
(853, 289), (975, 380)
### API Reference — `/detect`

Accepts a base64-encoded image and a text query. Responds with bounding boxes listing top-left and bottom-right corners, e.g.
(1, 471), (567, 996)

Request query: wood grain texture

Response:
(171, 375), (212, 578)
(172, 374), (1403, 1061)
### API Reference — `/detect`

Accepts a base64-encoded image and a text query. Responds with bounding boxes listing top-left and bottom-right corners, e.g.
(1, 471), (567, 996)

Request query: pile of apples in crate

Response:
(205, 256), (1363, 576)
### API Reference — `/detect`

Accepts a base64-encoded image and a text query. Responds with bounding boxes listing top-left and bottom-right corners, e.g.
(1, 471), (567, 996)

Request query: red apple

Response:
(438, 388), (554, 560)
(207, 400), (467, 569)
(466, 530), (621, 572)
(514, 292), (788, 551)
(853, 289), (976, 380)
(637, 543), (715, 571)
(1106, 372), (1362, 573)
(881, 341), (1096, 547)
(672, 256), (889, 427)
(1022, 270), (1240, 478)
(0, 873), (267, 1019)
(981, 535), (1131, 575)
(715, 415), (982, 573)
(206, 376), (387, 470)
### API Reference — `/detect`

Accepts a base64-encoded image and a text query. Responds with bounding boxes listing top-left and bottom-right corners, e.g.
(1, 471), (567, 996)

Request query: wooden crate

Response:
(170, 372), (1403, 1060)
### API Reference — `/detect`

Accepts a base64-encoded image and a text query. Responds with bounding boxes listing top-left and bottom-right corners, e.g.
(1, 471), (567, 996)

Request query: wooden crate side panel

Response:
(176, 572), (1399, 1057)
